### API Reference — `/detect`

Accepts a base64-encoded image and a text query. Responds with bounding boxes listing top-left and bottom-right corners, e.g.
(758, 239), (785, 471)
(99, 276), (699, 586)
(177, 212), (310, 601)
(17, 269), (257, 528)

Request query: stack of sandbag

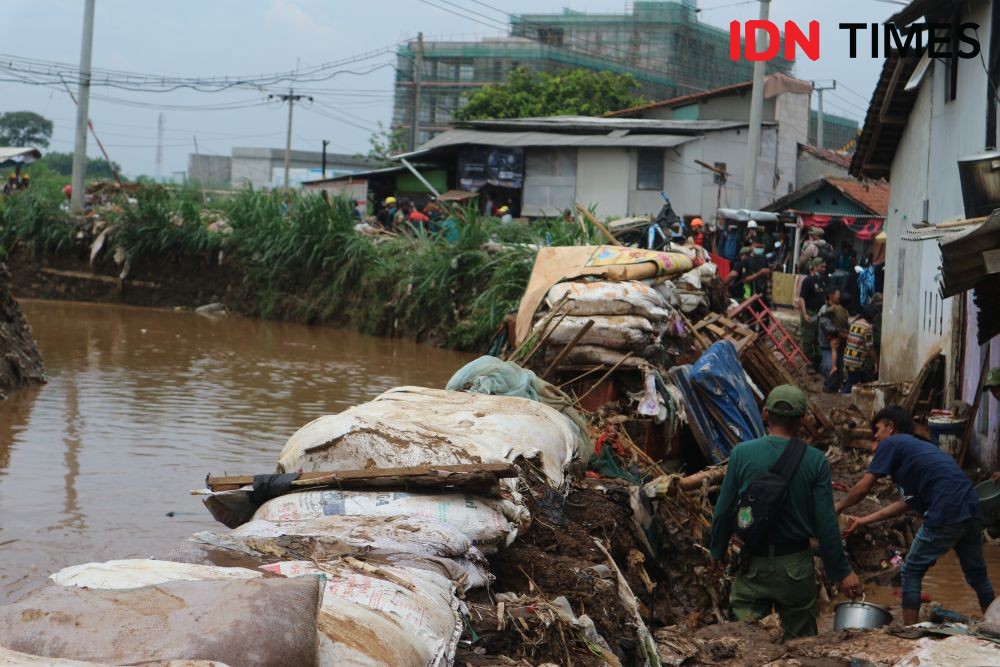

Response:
(536, 280), (686, 367)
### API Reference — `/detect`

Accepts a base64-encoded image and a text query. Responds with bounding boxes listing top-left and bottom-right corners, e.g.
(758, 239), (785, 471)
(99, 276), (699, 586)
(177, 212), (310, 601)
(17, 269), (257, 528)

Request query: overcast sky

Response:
(0, 0), (902, 178)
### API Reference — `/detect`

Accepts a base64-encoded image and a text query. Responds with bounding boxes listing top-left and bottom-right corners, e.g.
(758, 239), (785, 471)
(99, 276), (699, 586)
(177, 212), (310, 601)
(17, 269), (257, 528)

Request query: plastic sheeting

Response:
(667, 341), (764, 464)
(277, 386), (581, 488)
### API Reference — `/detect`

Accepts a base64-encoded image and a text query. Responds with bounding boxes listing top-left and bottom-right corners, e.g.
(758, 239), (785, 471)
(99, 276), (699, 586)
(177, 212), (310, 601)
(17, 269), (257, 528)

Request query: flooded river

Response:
(0, 299), (473, 603)
(2, 300), (999, 619)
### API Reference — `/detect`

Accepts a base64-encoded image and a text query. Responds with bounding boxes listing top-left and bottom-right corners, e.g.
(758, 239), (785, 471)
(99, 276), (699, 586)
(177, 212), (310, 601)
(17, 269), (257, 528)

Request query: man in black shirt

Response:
(798, 258), (827, 372)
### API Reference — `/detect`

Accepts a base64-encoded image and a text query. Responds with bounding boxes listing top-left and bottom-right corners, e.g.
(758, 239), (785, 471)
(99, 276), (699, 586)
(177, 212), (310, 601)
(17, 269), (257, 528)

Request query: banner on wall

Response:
(458, 148), (524, 190)
(799, 213), (884, 241)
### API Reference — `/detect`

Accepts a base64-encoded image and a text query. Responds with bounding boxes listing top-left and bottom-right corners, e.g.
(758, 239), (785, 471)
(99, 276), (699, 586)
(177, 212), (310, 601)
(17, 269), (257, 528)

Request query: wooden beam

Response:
(40, 267), (160, 289)
(206, 463), (518, 492)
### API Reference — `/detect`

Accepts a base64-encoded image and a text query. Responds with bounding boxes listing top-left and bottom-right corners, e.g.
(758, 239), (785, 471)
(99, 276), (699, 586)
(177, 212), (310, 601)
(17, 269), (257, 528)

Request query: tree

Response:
(0, 111), (54, 148)
(365, 122), (408, 162)
(455, 68), (648, 121)
(36, 151), (121, 180)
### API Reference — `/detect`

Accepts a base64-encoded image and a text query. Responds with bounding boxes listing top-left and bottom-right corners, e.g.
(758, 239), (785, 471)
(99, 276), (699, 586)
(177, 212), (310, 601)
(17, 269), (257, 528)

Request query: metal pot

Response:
(833, 601), (893, 631)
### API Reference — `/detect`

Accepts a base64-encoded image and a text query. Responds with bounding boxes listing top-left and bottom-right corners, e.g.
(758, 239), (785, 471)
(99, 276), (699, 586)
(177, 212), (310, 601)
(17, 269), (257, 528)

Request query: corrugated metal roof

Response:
(0, 147), (42, 165)
(396, 129), (696, 159)
(455, 116), (756, 134)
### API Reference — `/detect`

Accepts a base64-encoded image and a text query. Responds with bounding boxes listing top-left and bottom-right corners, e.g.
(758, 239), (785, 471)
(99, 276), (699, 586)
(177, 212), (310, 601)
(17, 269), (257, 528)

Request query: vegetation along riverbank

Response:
(0, 184), (600, 351)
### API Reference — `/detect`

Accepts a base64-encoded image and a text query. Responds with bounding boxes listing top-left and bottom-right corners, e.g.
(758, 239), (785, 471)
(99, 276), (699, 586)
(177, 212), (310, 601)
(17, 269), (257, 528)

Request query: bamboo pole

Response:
(576, 203), (622, 246)
(542, 319), (593, 380)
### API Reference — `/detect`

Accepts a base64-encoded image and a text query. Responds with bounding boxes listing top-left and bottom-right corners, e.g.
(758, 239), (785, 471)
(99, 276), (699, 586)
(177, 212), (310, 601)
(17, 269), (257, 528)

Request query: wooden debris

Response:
(576, 203), (622, 246)
(691, 313), (758, 353)
(541, 318), (593, 380)
(205, 463), (518, 493)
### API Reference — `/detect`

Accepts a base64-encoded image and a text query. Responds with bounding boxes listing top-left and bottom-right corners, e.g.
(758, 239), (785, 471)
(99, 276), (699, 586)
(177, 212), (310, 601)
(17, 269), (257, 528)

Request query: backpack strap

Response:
(770, 437), (808, 485)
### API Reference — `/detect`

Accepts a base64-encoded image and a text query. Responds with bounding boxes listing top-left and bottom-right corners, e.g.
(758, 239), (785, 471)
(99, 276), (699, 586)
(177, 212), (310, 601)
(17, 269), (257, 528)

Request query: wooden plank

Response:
(206, 463), (518, 492)
(542, 318), (593, 379)
(41, 267), (160, 289)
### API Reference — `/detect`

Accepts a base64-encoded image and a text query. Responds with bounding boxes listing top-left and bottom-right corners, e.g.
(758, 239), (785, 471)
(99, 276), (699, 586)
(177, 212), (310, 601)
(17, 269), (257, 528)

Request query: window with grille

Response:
(637, 148), (664, 190)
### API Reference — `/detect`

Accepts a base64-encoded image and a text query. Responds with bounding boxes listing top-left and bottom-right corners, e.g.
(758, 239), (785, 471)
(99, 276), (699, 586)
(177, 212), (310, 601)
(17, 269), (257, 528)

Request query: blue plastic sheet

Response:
(668, 340), (764, 464)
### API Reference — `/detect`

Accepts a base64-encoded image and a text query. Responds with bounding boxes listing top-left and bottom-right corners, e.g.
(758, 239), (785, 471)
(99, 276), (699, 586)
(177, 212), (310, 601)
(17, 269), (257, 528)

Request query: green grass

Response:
(0, 184), (603, 351)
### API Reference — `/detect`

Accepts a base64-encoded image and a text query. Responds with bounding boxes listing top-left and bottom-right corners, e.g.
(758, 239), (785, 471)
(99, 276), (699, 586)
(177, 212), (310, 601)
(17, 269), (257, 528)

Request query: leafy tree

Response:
(36, 151), (121, 180)
(365, 122), (408, 162)
(455, 68), (647, 121)
(0, 111), (54, 148)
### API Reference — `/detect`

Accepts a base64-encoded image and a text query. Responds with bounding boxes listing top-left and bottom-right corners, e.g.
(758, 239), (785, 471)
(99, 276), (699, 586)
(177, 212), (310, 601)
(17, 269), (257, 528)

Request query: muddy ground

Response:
(0, 262), (44, 398)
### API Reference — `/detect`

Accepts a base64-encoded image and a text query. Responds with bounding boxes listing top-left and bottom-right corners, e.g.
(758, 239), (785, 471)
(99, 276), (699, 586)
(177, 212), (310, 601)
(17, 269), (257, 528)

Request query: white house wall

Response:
(882, 0), (991, 397)
(576, 147), (630, 218)
(884, 72), (934, 384)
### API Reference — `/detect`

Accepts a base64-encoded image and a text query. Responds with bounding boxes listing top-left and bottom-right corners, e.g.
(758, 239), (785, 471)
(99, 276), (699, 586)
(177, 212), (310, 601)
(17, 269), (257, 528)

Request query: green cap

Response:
(739, 246), (751, 255)
(985, 367), (1000, 389)
(810, 257), (826, 269)
(808, 227), (824, 237)
(765, 384), (808, 417)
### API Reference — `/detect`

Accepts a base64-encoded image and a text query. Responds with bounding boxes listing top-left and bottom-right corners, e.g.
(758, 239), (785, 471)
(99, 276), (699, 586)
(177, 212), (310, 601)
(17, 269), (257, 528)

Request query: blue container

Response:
(927, 416), (966, 448)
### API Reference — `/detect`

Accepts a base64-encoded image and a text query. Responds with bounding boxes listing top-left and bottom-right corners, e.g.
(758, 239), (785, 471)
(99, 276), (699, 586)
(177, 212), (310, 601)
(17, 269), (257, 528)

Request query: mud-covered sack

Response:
(264, 561), (462, 667)
(0, 577), (322, 667)
(0, 646), (230, 666)
(541, 315), (659, 350)
(50, 559), (261, 589)
(277, 386), (578, 487)
(560, 344), (647, 368)
(252, 490), (526, 553)
(545, 280), (671, 320)
(216, 515), (491, 590)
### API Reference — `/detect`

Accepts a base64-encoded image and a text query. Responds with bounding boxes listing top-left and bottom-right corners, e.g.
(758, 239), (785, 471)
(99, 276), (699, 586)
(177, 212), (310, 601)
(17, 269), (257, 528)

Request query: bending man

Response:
(837, 405), (994, 624)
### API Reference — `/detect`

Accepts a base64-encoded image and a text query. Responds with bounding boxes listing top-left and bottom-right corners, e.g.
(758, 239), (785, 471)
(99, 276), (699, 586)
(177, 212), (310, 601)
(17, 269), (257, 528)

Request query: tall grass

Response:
(1, 184), (601, 351)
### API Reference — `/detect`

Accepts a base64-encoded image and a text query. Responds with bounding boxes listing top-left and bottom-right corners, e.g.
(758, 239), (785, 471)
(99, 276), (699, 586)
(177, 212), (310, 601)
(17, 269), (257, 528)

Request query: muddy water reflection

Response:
(0, 300), (473, 603)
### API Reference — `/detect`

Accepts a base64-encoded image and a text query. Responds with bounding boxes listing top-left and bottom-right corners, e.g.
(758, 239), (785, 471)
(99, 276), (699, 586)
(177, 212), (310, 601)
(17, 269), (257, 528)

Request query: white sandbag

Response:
(676, 267), (703, 290)
(252, 489), (527, 553)
(543, 315), (658, 350)
(264, 560), (462, 667)
(277, 386), (578, 488)
(0, 647), (229, 666)
(50, 559), (261, 589)
(560, 345), (646, 368)
(230, 515), (491, 590)
(545, 281), (671, 320)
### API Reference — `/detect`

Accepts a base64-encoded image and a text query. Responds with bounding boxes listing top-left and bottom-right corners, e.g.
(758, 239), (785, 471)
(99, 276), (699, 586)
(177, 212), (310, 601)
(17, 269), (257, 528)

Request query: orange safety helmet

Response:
(690, 217), (704, 228)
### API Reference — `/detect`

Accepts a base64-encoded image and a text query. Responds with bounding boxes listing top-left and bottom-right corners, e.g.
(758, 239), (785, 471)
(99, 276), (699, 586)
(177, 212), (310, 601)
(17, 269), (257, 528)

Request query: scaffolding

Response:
(392, 0), (795, 145)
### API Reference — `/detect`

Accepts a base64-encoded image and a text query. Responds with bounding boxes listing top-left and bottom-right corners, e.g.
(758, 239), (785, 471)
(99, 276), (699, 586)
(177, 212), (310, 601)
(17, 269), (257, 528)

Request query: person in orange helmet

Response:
(690, 217), (705, 247)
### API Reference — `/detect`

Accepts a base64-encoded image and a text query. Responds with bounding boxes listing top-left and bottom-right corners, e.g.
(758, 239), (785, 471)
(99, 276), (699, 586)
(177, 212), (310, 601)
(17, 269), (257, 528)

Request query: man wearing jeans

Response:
(837, 406), (994, 624)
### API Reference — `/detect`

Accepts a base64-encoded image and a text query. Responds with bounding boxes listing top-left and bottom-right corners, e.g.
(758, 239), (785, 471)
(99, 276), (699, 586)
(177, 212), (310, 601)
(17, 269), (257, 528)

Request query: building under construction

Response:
(393, 0), (794, 147)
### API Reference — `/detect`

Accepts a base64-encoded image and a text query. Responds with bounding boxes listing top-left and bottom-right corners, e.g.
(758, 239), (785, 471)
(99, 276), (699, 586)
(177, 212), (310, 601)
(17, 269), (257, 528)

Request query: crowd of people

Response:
(2, 172), (30, 195)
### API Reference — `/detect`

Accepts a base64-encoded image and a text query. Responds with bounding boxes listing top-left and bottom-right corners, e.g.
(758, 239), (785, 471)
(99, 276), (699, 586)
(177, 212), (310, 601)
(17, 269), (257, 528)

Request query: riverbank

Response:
(0, 262), (44, 399)
(1, 185), (599, 352)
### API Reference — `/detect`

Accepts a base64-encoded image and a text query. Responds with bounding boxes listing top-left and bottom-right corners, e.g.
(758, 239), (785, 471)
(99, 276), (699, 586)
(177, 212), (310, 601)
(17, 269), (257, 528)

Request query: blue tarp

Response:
(668, 340), (764, 464)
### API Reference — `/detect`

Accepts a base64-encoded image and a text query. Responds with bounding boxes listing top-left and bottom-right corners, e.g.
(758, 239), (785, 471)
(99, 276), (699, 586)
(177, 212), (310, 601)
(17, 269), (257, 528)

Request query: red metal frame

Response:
(730, 295), (809, 370)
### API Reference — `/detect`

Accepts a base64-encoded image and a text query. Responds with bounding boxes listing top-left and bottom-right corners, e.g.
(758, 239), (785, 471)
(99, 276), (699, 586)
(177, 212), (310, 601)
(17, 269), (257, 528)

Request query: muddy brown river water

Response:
(0, 299), (473, 603)
(2, 300), (999, 621)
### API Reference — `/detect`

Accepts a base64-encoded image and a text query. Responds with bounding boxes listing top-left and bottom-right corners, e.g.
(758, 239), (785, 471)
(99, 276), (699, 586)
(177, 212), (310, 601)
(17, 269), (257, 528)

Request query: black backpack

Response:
(734, 438), (808, 549)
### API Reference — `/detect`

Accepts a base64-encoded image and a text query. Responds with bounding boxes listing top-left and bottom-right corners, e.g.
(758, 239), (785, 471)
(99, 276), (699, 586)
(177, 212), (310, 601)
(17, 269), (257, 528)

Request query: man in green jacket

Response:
(710, 385), (862, 638)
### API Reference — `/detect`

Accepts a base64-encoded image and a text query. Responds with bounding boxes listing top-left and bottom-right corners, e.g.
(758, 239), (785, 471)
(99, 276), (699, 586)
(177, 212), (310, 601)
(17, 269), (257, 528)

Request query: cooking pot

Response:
(833, 601), (892, 631)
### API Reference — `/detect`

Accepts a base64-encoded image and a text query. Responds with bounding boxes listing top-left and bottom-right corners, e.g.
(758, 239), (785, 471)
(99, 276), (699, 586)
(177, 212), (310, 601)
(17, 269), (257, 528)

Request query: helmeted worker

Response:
(498, 205), (512, 224)
(690, 217), (705, 246)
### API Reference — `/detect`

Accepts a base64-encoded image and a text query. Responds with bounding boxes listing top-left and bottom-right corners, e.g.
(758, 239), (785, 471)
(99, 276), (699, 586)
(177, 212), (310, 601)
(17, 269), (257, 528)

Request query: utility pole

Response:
(70, 0), (96, 210)
(269, 90), (312, 189)
(155, 112), (164, 183)
(741, 0), (769, 210)
(410, 32), (424, 152)
(322, 139), (330, 178)
(812, 81), (836, 149)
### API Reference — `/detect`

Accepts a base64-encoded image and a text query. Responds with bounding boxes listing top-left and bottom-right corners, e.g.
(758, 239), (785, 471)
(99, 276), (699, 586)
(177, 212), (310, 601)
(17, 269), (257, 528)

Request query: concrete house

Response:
(850, 0), (1000, 466)
(392, 115), (794, 219)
